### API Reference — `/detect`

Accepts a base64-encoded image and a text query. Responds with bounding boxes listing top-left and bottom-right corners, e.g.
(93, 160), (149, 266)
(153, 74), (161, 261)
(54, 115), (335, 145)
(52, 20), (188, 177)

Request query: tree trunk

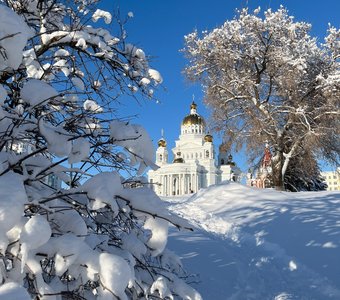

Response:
(273, 150), (285, 191)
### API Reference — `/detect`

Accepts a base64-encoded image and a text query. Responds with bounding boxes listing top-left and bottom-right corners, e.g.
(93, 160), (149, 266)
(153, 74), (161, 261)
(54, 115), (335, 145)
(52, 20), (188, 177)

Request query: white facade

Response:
(7, 141), (62, 189)
(148, 102), (241, 196)
(321, 168), (340, 191)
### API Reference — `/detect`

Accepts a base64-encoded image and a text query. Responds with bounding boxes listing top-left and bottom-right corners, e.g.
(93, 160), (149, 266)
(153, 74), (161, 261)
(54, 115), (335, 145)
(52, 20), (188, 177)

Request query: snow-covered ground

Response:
(165, 183), (340, 299)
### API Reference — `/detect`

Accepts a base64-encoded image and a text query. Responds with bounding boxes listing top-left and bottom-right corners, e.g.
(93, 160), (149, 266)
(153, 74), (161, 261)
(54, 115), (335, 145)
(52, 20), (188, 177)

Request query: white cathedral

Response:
(148, 102), (241, 196)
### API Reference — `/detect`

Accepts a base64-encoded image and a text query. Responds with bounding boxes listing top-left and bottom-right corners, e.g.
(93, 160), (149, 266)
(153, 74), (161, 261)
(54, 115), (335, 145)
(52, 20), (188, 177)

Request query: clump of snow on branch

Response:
(92, 9), (112, 24)
(110, 120), (157, 174)
(0, 173), (27, 254)
(149, 68), (163, 84)
(82, 171), (121, 212)
(0, 5), (32, 71)
(39, 120), (72, 157)
(21, 79), (58, 107)
(19, 215), (51, 272)
(83, 99), (103, 112)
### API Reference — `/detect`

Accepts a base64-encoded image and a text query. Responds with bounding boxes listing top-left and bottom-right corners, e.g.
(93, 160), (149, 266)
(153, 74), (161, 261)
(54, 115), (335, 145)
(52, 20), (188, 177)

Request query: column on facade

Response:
(178, 174), (180, 195)
(174, 175), (177, 195)
(183, 174), (186, 194)
(169, 174), (173, 196)
(162, 175), (166, 196)
(172, 175), (174, 195)
(187, 174), (191, 193)
(178, 175), (180, 195)
(191, 174), (195, 193)
(178, 175), (181, 195)
(166, 175), (169, 196)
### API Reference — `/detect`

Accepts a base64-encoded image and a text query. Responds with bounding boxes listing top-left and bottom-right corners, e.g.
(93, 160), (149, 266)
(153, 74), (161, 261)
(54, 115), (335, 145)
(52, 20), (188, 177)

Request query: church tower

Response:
(218, 144), (238, 182)
(155, 132), (168, 165)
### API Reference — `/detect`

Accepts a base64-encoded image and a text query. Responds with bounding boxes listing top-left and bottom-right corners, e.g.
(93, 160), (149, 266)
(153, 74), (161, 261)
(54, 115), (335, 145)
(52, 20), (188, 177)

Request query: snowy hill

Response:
(165, 183), (340, 299)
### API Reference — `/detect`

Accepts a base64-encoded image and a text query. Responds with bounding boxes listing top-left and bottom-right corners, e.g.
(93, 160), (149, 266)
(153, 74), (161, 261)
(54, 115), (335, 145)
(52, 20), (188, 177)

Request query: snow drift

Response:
(166, 182), (340, 299)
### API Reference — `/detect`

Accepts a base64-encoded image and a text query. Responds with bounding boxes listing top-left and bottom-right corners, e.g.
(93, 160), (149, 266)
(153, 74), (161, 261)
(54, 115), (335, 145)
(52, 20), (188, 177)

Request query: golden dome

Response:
(182, 114), (205, 126)
(204, 134), (213, 143)
(157, 138), (167, 147)
(181, 101), (206, 126)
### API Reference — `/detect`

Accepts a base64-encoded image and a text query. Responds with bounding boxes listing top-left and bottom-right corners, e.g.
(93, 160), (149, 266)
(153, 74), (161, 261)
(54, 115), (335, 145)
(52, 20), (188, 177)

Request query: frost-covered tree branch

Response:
(183, 6), (340, 190)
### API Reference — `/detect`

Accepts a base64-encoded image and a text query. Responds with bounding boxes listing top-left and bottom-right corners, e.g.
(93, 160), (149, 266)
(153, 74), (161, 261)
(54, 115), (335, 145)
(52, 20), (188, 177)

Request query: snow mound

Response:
(167, 182), (340, 299)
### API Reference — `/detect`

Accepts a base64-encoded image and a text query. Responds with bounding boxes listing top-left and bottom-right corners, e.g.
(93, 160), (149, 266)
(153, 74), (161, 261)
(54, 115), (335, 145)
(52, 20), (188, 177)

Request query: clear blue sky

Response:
(103, 0), (340, 172)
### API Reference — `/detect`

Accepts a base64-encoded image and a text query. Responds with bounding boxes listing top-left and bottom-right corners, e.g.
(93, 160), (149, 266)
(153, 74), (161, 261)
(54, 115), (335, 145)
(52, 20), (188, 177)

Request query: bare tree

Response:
(183, 6), (340, 190)
(0, 0), (201, 299)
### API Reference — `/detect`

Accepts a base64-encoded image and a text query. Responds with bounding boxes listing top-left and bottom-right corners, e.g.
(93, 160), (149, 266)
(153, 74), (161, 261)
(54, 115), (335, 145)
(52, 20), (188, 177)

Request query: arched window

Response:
(206, 150), (209, 158)
(159, 154), (163, 161)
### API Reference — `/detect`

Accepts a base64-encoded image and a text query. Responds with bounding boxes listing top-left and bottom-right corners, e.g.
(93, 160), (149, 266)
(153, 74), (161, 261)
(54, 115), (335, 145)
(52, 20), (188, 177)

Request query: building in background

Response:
(247, 143), (274, 189)
(321, 168), (340, 191)
(148, 102), (241, 196)
(6, 141), (62, 189)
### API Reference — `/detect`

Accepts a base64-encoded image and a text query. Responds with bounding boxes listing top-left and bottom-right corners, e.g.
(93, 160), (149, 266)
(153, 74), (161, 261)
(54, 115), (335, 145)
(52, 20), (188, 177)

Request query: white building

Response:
(321, 168), (340, 191)
(7, 141), (62, 189)
(148, 102), (241, 196)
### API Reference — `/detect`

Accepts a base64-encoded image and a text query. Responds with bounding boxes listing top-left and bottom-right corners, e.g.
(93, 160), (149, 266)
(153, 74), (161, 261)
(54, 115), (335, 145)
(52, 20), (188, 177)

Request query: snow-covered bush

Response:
(0, 1), (200, 299)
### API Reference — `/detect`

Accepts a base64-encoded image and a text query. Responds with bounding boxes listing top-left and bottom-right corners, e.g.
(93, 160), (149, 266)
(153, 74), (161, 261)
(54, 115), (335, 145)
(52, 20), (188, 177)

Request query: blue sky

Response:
(103, 0), (340, 172)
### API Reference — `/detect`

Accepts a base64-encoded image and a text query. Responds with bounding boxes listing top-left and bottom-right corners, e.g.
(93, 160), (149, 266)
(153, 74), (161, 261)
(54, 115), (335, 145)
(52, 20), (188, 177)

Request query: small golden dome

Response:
(190, 101), (197, 109)
(204, 134), (213, 143)
(157, 138), (167, 147)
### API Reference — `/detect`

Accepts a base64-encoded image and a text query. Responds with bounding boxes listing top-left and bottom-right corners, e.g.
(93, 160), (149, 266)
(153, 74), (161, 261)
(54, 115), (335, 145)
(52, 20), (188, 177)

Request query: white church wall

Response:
(148, 101), (242, 197)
